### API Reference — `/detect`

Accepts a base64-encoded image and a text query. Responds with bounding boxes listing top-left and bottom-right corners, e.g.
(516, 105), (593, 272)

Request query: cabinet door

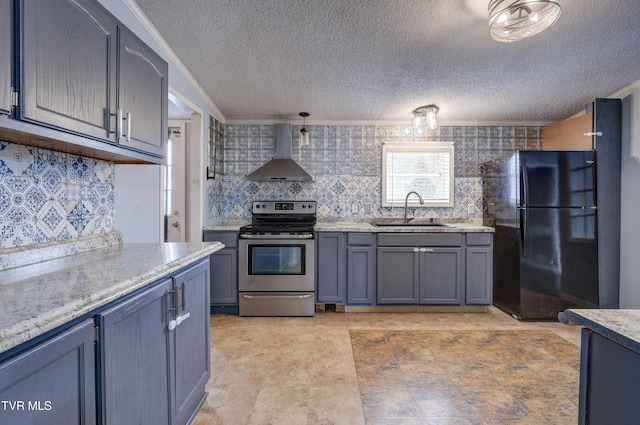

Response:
(100, 279), (173, 425)
(0, 319), (96, 425)
(209, 250), (238, 305)
(377, 247), (418, 304)
(204, 232), (238, 306)
(419, 248), (463, 304)
(173, 261), (211, 425)
(466, 246), (493, 305)
(117, 26), (168, 157)
(20, 0), (117, 141)
(0, 0), (11, 115)
(317, 233), (346, 303)
(347, 246), (375, 304)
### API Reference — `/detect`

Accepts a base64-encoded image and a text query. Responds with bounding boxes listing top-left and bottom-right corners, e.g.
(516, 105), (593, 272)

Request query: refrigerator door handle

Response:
(520, 208), (528, 257)
(521, 158), (529, 207)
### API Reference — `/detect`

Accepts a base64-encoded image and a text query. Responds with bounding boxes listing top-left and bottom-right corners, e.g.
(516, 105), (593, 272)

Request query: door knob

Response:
(172, 221), (179, 228)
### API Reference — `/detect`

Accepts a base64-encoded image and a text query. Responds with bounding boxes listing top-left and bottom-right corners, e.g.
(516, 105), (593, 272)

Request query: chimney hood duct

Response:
(246, 124), (312, 181)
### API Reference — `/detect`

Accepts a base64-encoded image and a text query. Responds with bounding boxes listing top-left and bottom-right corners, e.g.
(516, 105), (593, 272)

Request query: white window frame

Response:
(381, 142), (455, 208)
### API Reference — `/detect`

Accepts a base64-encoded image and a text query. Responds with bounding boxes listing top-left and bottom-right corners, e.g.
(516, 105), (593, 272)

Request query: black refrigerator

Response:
(488, 150), (600, 319)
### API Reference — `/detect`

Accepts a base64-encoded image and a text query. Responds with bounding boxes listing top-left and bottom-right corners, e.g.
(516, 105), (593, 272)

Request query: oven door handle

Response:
(241, 294), (314, 300)
(239, 233), (314, 239)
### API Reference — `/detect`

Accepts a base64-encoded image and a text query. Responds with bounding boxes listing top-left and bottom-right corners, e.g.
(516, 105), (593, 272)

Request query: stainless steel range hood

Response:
(246, 124), (312, 181)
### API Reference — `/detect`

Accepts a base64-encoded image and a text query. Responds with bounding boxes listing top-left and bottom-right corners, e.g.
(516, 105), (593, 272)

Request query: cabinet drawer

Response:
(203, 231), (238, 248)
(466, 233), (492, 246)
(347, 232), (374, 246)
(377, 233), (462, 247)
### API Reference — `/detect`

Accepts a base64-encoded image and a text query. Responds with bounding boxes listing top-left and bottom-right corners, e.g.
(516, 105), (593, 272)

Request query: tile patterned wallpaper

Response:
(0, 141), (115, 248)
(207, 124), (542, 221)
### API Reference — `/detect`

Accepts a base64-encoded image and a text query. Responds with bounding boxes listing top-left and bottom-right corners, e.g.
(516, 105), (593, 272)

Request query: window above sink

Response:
(382, 142), (454, 208)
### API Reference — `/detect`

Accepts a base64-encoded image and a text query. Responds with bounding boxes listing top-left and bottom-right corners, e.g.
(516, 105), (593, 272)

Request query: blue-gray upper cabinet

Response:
(18, 0), (167, 160)
(316, 233), (346, 303)
(116, 26), (168, 157)
(203, 231), (238, 306)
(99, 278), (174, 425)
(20, 0), (118, 142)
(347, 233), (376, 305)
(465, 233), (493, 305)
(0, 0), (11, 115)
(0, 319), (96, 425)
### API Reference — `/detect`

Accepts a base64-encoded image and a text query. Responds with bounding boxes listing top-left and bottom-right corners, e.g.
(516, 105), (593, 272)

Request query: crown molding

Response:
(122, 0), (226, 122)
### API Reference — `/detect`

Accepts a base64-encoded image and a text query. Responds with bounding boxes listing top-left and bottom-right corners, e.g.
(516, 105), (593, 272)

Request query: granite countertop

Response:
(314, 222), (494, 233)
(204, 221), (494, 233)
(559, 309), (640, 355)
(0, 233), (224, 355)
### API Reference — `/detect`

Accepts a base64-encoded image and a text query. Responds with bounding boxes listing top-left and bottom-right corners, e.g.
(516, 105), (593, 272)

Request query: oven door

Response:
(238, 236), (315, 292)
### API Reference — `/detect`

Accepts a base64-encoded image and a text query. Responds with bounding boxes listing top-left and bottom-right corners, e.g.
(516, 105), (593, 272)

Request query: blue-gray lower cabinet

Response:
(0, 319), (96, 425)
(99, 279), (173, 425)
(203, 231), (238, 306)
(466, 248), (493, 305)
(376, 233), (465, 305)
(419, 247), (463, 304)
(465, 233), (493, 305)
(376, 247), (418, 304)
(316, 233), (346, 303)
(347, 246), (376, 304)
(172, 262), (211, 425)
(578, 329), (640, 425)
(99, 259), (210, 425)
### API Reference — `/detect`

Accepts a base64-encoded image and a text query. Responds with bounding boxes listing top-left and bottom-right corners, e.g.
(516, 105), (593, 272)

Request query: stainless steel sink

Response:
(370, 219), (453, 228)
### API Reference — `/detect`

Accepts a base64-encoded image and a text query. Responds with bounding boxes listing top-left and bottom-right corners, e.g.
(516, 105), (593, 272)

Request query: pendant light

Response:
(412, 105), (439, 130)
(299, 112), (310, 146)
(489, 0), (561, 42)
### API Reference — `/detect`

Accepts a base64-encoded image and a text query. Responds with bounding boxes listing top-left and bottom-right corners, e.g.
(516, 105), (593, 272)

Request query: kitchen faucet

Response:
(404, 191), (424, 223)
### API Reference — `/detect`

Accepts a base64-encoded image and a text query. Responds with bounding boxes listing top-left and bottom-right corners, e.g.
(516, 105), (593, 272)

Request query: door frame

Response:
(168, 88), (204, 242)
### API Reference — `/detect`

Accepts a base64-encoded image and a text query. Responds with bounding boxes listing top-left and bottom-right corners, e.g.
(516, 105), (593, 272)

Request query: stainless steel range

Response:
(238, 201), (316, 316)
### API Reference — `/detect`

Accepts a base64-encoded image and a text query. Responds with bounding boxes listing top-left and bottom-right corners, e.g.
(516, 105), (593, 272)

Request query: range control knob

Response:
(302, 204), (306, 209)
(262, 204), (266, 209)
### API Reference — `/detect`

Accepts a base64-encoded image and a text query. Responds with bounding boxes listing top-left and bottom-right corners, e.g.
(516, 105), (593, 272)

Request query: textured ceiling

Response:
(134, 0), (640, 124)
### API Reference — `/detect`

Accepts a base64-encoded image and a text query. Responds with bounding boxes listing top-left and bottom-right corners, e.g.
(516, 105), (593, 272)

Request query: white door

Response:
(165, 120), (188, 242)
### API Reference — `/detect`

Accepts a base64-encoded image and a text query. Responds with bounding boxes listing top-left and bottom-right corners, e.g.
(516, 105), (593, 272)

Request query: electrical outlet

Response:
(488, 203), (495, 214)
(351, 203), (359, 214)
(467, 204), (474, 214)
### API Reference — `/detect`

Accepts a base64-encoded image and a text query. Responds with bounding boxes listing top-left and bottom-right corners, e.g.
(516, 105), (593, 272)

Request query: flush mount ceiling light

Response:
(489, 0), (561, 42)
(299, 112), (310, 146)
(412, 105), (439, 130)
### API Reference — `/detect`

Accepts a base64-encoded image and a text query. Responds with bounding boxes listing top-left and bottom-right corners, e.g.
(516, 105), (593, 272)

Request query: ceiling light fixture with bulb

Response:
(488, 0), (561, 42)
(298, 112), (310, 146)
(412, 105), (439, 130)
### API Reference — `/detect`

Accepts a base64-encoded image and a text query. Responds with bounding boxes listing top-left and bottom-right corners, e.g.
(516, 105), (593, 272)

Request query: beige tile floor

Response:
(192, 307), (582, 425)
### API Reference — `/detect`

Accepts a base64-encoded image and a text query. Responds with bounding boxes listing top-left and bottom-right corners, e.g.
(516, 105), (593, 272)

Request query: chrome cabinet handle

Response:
(125, 112), (132, 142)
(176, 312), (190, 326)
(116, 109), (123, 139)
(181, 282), (186, 310)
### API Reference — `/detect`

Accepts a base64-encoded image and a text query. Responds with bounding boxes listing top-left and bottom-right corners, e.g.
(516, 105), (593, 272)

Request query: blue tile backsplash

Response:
(0, 141), (115, 248)
(207, 124), (542, 221)
(0, 122), (542, 248)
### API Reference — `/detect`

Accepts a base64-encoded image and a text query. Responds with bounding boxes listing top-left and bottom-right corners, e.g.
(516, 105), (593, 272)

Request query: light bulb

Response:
(413, 112), (423, 129)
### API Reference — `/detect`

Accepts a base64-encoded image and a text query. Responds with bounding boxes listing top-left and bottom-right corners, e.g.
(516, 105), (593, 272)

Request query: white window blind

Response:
(382, 143), (454, 207)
